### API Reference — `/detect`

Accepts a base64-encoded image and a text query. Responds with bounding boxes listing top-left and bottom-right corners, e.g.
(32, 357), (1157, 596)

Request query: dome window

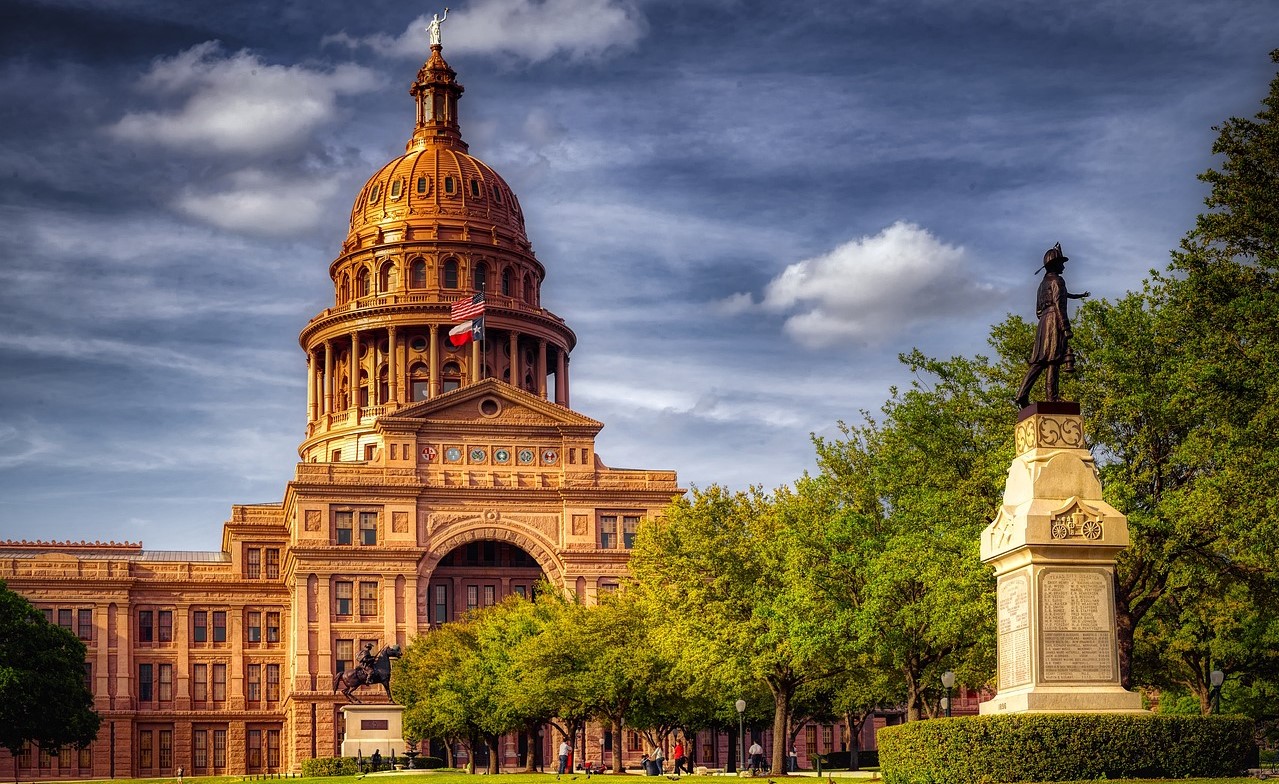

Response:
(357, 269), (370, 298)
(444, 176), (455, 195)
(378, 261), (394, 292)
(502, 268), (513, 296)
(493, 186), (503, 205)
(368, 183), (381, 204)
(389, 179), (403, 200)
(416, 176), (428, 194)
(409, 258), (427, 289)
(442, 259), (459, 289)
(474, 262), (488, 292)
(409, 336), (428, 353)
(470, 179), (481, 198)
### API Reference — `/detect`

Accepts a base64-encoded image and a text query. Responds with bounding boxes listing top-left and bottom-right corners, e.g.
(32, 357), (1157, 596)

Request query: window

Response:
(83, 661), (92, 689)
(194, 731), (208, 769)
(139, 664), (153, 703)
(212, 664), (226, 701)
(524, 273), (534, 304)
(822, 725), (834, 749)
(599, 582), (619, 594)
(368, 183), (381, 203)
(443, 259), (459, 289)
(805, 726), (816, 756)
(416, 176), (427, 194)
(410, 259), (427, 288)
(246, 548), (261, 579)
(433, 584), (448, 624)
(378, 262), (393, 293)
(193, 611), (207, 643)
(335, 581), (353, 616)
(600, 516), (617, 549)
(390, 179), (403, 199)
(42, 608), (52, 624)
(139, 730), (153, 768)
(248, 612), (262, 643)
(335, 639), (353, 673)
(358, 268), (370, 298)
(78, 745), (91, 769)
(213, 611), (227, 643)
(78, 609), (92, 641)
(266, 664), (280, 702)
(513, 584), (526, 599)
(158, 664), (173, 702)
(474, 261), (488, 292)
(466, 585), (478, 610)
(160, 730), (173, 769)
(359, 581), (378, 616)
(58, 608), (73, 631)
(213, 729), (227, 767)
(470, 179), (480, 197)
(248, 729), (262, 770)
(360, 511), (377, 545)
(335, 511), (353, 545)
(623, 516), (640, 548)
(246, 664), (261, 702)
(58, 747), (71, 768)
(265, 548), (279, 579)
(268, 729), (281, 769)
(444, 176), (455, 194)
(158, 610), (172, 643)
(266, 612), (280, 643)
(192, 664), (207, 702)
(139, 610), (153, 642)
(483, 585), (495, 607)
(502, 268), (513, 296)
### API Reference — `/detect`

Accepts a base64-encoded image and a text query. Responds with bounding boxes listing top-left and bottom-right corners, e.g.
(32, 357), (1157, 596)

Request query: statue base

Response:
(340, 704), (407, 759)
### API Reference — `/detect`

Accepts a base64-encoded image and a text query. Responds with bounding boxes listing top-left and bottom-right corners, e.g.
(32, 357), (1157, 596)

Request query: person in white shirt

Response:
(557, 740), (571, 779)
(747, 741), (764, 774)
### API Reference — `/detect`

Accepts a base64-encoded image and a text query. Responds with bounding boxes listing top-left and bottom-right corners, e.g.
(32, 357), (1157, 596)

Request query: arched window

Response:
(378, 366), (389, 404)
(378, 262), (394, 293)
(409, 362), (429, 402)
(443, 259), (459, 289)
(409, 258), (427, 289)
(339, 274), (350, 304)
(474, 262), (488, 292)
(442, 361), (462, 393)
(358, 370), (370, 407)
(357, 268), (370, 298)
(502, 267), (513, 296)
(523, 273), (535, 305)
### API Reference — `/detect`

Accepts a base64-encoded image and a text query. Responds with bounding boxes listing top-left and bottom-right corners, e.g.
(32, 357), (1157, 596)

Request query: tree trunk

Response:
(770, 684), (794, 775)
(486, 733), (500, 774)
(727, 724), (737, 773)
(610, 717), (625, 774)
(905, 670), (922, 721)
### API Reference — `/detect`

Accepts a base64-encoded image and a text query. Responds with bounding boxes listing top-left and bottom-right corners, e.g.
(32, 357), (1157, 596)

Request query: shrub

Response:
(809, 750), (879, 770)
(418, 755), (446, 769)
(301, 756), (360, 776)
(878, 713), (1254, 783)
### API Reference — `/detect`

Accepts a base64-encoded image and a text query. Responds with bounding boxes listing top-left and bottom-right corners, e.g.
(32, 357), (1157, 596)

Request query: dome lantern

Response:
(408, 44), (467, 153)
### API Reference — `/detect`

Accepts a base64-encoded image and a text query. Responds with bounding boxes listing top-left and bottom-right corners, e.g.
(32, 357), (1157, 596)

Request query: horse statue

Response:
(333, 644), (402, 703)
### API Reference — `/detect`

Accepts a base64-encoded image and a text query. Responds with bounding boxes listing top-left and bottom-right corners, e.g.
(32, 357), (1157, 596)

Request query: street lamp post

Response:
(735, 699), (746, 772)
(1210, 669), (1224, 714)
(941, 671), (956, 718)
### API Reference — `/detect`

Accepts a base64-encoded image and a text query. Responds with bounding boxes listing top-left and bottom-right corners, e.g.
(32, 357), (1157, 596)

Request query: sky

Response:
(1, 0), (1277, 551)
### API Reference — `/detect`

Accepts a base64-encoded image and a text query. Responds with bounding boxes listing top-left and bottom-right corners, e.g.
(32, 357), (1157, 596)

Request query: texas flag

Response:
(448, 316), (484, 347)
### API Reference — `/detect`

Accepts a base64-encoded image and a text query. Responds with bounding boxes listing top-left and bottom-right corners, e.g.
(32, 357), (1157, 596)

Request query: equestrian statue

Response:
(333, 642), (402, 703)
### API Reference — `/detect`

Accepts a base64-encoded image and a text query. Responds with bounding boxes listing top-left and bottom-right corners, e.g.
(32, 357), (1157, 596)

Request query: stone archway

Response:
(422, 512), (566, 585)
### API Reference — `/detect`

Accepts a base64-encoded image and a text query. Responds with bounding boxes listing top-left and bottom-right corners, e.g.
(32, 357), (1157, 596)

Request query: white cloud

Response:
(333, 0), (645, 63)
(756, 221), (1000, 348)
(175, 168), (343, 236)
(110, 42), (377, 155)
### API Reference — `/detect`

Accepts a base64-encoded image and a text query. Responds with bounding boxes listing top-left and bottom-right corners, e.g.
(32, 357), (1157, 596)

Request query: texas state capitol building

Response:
(0, 39), (681, 778)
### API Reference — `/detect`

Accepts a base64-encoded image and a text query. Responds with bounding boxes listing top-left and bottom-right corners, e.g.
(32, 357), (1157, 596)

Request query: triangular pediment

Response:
(378, 378), (603, 432)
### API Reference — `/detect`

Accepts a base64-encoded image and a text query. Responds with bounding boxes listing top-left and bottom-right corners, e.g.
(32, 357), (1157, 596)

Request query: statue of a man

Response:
(427, 8), (449, 46)
(357, 642), (376, 673)
(1013, 243), (1090, 408)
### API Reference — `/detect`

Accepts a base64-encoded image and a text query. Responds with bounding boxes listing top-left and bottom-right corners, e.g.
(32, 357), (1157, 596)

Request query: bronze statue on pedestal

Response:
(1014, 243), (1090, 408)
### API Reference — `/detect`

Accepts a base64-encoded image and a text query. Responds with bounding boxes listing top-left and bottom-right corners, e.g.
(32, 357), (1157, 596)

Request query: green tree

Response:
(393, 620), (486, 771)
(0, 581), (100, 784)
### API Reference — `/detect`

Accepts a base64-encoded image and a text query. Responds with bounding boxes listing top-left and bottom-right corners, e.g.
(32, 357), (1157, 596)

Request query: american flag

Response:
(450, 292), (486, 321)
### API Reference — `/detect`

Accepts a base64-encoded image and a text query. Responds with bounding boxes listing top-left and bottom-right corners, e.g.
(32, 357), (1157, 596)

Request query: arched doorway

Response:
(423, 539), (545, 626)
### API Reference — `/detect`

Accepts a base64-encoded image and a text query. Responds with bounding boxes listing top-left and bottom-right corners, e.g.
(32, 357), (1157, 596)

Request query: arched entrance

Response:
(421, 538), (546, 626)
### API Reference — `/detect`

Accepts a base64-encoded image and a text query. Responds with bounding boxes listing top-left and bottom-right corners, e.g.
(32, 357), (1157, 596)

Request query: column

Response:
(555, 349), (567, 406)
(293, 576), (312, 690)
(405, 575), (419, 639)
(537, 339), (548, 399)
(349, 332), (359, 411)
(316, 578), (333, 680)
(470, 339), (480, 383)
(509, 331), (520, 387)
(387, 326), (399, 405)
(306, 352), (316, 420)
(563, 354), (570, 408)
(429, 325), (441, 397)
(175, 604), (191, 711)
(323, 341), (334, 414)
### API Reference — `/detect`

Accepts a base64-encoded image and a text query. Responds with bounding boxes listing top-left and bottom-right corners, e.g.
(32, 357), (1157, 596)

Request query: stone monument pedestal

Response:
(340, 704), (407, 758)
(979, 402), (1144, 715)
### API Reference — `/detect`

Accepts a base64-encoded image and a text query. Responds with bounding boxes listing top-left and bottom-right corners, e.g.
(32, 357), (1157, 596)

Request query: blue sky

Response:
(1, 0), (1276, 550)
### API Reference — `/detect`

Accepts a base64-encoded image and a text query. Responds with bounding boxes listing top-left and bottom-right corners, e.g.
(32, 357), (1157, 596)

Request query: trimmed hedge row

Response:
(300, 757), (359, 776)
(877, 713), (1254, 784)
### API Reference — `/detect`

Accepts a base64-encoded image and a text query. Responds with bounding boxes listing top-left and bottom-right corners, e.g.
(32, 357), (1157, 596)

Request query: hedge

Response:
(810, 750), (879, 770)
(877, 713), (1254, 784)
(301, 756), (359, 776)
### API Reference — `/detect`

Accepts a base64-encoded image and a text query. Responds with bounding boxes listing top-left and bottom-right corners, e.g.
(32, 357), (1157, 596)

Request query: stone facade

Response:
(0, 41), (681, 778)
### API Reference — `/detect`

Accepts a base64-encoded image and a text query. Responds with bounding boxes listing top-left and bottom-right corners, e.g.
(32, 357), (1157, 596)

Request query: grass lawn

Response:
(16, 774), (1261, 784)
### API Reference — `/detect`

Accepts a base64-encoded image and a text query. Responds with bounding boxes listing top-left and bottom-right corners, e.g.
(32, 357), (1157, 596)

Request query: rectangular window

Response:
(139, 730), (153, 769)
(192, 664), (207, 702)
(267, 729), (281, 769)
(158, 610), (172, 643)
(246, 664), (261, 702)
(59, 747), (71, 768)
(466, 585), (478, 610)
(139, 610), (153, 642)
(335, 639), (353, 673)
(213, 730), (227, 768)
(360, 511), (378, 545)
(600, 515), (617, 549)
(364, 443), (377, 461)
(58, 608), (73, 631)
(266, 664), (280, 702)
(84, 661), (93, 690)
(245, 547), (261, 579)
(433, 584), (448, 624)
(77, 608), (93, 641)
(159, 730), (173, 769)
(78, 745), (91, 769)
(335, 581), (353, 616)
(213, 611), (227, 643)
(139, 663), (153, 703)
(359, 581), (378, 616)
(622, 515), (640, 548)
(247, 611), (262, 642)
(248, 729), (262, 770)
(483, 585), (495, 607)
(266, 612), (280, 643)
(42, 608), (53, 624)
(37, 746), (50, 769)
(822, 725), (834, 750)
(193, 610), (208, 643)
(629, 731), (643, 752)
(212, 664), (226, 701)
(335, 511), (353, 545)
(158, 663), (173, 702)
(805, 726), (816, 756)
(193, 731), (208, 769)
(265, 548), (280, 579)
(513, 584), (526, 598)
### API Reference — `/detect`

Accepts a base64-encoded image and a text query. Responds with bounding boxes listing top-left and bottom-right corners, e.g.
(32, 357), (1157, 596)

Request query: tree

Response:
(0, 581), (100, 784)
(393, 620), (487, 771)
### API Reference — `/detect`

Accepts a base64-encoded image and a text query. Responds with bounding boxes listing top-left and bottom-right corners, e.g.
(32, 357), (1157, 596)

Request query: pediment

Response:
(379, 378), (603, 432)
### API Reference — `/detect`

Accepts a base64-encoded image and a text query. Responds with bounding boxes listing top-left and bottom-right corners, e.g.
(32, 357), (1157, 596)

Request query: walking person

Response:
(672, 739), (688, 777)
(652, 746), (665, 775)
(557, 739), (570, 779)
(747, 741), (764, 775)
